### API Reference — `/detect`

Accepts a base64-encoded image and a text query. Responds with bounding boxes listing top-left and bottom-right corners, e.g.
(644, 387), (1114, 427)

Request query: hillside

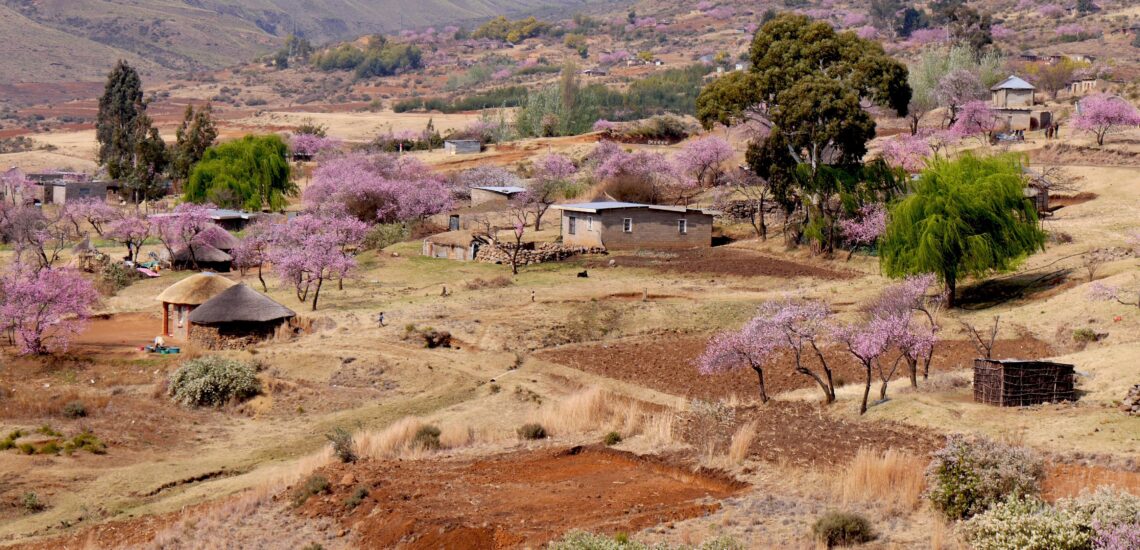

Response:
(0, 0), (621, 83)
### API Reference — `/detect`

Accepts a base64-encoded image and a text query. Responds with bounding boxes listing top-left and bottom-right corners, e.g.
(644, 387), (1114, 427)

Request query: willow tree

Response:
(185, 135), (293, 211)
(879, 154), (1045, 307)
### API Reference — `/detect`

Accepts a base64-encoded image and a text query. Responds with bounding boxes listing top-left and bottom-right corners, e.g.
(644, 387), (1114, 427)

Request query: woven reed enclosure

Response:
(973, 359), (1076, 406)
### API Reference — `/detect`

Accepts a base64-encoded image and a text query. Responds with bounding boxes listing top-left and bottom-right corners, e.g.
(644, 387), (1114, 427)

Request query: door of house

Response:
(449, 215), (460, 231)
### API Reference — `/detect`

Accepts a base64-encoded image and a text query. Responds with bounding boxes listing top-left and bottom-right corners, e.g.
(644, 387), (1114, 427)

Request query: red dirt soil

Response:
(588, 247), (857, 279)
(537, 335), (1054, 402)
(1042, 462), (1140, 501)
(298, 445), (745, 549)
(676, 401), (943, 467)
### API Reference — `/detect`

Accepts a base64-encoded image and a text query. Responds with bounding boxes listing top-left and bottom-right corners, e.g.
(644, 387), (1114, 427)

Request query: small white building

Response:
(444, 140), (481, 155)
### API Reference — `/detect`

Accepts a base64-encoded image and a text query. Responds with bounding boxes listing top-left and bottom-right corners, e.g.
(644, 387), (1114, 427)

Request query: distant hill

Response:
(0, 0), (614, 83)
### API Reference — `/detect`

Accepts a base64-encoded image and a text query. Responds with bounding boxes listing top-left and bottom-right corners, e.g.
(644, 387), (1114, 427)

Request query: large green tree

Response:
(185, 135), (294, 211)
(123, 110), (170, 203)
(880, 154), (1045, 308)
(170, 103), (218, 186)
(696, 13), (911, 252)
(96, 60), (145, 180)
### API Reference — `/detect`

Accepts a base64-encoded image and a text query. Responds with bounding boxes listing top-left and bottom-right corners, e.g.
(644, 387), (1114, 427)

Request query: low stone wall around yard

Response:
(474, 241), (606, 266)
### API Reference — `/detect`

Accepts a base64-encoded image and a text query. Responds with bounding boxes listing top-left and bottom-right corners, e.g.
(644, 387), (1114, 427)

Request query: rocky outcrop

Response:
(1122, 385), (1140, 416)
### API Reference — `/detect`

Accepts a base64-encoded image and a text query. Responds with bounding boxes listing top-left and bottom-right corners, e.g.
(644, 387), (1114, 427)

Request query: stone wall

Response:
(1122, 385), (1140, 416)
(474, 241), (605, 266)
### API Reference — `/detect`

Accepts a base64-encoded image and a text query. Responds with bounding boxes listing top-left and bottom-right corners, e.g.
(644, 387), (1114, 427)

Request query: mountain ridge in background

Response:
(0, 0), (612, 83)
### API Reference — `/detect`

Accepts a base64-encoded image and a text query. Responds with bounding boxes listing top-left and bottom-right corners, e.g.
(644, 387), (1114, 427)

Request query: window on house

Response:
(623, 218), (633, 233)
(568, 216), (577, 235)
(678, 219), (687, 234)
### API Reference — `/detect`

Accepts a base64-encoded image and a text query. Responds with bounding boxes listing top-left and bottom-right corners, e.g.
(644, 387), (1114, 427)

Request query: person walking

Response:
(377, 312), (386, 327)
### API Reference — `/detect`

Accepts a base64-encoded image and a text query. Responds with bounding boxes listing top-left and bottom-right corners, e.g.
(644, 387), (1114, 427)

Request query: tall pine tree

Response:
(171, 103), (218, 188)
(96, 60), (144, 180)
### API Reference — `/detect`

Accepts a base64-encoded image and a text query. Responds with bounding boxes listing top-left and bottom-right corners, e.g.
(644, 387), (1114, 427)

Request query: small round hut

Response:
(187, 284), (296, 348)
(156, 272), (238, 338)
(172, 242), (233, 272)
(195, 225), (241, 254)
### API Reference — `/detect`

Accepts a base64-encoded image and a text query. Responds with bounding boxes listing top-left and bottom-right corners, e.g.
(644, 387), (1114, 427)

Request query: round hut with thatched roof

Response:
(187, 284), (296, 348)
(172, 242), (233, 272)
(156, 272), (238, 338)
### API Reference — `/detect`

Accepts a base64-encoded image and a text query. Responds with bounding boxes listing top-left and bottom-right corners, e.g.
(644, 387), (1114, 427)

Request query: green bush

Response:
(63, 432), (107, 455)
(168, 356), (262, 407)
(22, 492), (45, 513)
(963, 496), (1088, 550)
(327, 427), (357, 463)
(517, 423), (547, 440)
(362, 223), (410, 251)
(412, 425), (441, 451)
(1072, 328), (1098, 343)
(37, 442), (61, 455)
(292, 474), (331, 507)
(926, 435), (1043, 520)
(603, 431), (622, 446)
(344, 485), (369, 510)
(62, 401), (88, 418)
(811, 511), (876, 547)
(1059, 486), (1140, 530)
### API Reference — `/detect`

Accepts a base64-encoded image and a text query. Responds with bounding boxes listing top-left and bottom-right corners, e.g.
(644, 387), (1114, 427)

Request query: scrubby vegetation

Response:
(811, 511), (876, 547)
(517, 423), (547, 440)
(926, 435), (1044, 520)
(310, 36), (422, 79)
(168, 356), (262, 407)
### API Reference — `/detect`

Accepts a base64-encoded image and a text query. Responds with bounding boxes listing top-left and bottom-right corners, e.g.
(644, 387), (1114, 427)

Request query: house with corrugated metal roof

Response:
(551, 201), (718, 250)
(470, 185), (527, 206)
(990, 75), (1052, 131)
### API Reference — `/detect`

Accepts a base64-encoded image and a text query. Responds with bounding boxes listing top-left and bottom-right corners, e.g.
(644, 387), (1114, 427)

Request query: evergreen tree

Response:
(124, 109), (169, 203)
(96, 60), (144, 180)
(170, 103), (218, 186)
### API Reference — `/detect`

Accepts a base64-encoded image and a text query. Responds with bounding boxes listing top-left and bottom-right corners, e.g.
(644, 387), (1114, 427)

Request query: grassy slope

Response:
(2, 0), (613, 82)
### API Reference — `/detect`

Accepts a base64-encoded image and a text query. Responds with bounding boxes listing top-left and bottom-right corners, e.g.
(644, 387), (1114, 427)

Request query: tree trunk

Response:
(945, 277), (956, 309)
(860, 362), (872, 415)
(907, 356), (919, 388)
(809, 342), (837, 402)
(311, 277), (324, 311)
(534, 209), (544, 232)
(752, 366), (769, 404)
(257, 262), (267, 292)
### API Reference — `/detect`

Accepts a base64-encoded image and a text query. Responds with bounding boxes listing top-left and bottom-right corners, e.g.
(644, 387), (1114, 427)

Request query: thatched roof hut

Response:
(189, 284), (295, 325)
(194, 225), (241, 252)
(157, 272), (237, 305)
(188, 284), (295, 346)
(157, 272), (237, 338)
(172, 242), (233, 272)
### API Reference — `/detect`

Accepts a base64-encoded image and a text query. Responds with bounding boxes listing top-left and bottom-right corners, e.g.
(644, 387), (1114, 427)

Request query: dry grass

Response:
(534, 387), (671, 439)
(0, 388), (111, 420)
(464, 276), (513, 290)
(837, 448), (927, 517)
(727, 420), (758, 465)
(354, 416), (474, 459)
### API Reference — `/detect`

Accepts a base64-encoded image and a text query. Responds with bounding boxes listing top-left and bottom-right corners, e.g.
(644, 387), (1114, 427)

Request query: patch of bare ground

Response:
(588, 247), (857, 279)
(676, 402), (942, 468)
(296, 445), (745, 549)
(1029, 143), (1140, 166)
(537, 335), (1053, 402)
(1042, 462), (1140, 501)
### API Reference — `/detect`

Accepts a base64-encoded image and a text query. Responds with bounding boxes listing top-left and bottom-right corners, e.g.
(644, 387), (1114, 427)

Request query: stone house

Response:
(552, 201), (717, 250)
(470, 185), (527, 206)
(156, 272), (237, 339)
(186, 284), (295, 349)
(991, 75), (1052, 131)
(444, 140), (481, 155)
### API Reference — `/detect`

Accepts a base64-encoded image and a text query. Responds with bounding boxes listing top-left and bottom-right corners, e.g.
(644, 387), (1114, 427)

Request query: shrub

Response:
(1073, 328), (1099, 343)
(327, 427), (357, 463)
(18, 443), (35, 455)
(168, 356), (262, 407)
(603, 431), (622, 446)
(811, 511), (876, 547)
(411, 425), (441, 451)
(517, 423), (547, 440)
(22, 492), (46, 513)
(549, 531), (743, 549)
(344, 485), (369, 510)
(926, 435), (1043, 520)
(362, 223), (410, 251)
(37, 442), (61, 455)
(1061, 486), (1140, 534)
(98, 262), (135, 294)
(464, 276), (513, 290)
(62, 401), (88, 418)
(292, 474), (331, 507)
(63, 432), (107, 455)
(37, 425), (61, 437)
(963, 496), (1089, 550)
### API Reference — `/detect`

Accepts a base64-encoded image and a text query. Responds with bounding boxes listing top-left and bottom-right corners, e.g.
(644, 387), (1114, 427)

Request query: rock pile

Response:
(1122, 385), (1140, 416)
(475, 242), (606, 266)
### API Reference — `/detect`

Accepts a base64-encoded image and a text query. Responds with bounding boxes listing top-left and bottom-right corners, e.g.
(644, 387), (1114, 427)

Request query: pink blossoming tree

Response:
(150, 202), (217, 269)
(0, 266), (99, 355)
(697, 318), (778, 403)
(231, 219), (273, 291)
(290, 133), (342, 159)
(951, 100), (1003, 144)
(676, 136), (733, 187)
(267, 213), (367, 310)
(1071, 94), (1140, 146)
(60, 198), (120, 237)
(839, 203), (888, 260)
(106, 214), (151, 264)
(304, 153), (452, 223)
(528, 153), (578, 230)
